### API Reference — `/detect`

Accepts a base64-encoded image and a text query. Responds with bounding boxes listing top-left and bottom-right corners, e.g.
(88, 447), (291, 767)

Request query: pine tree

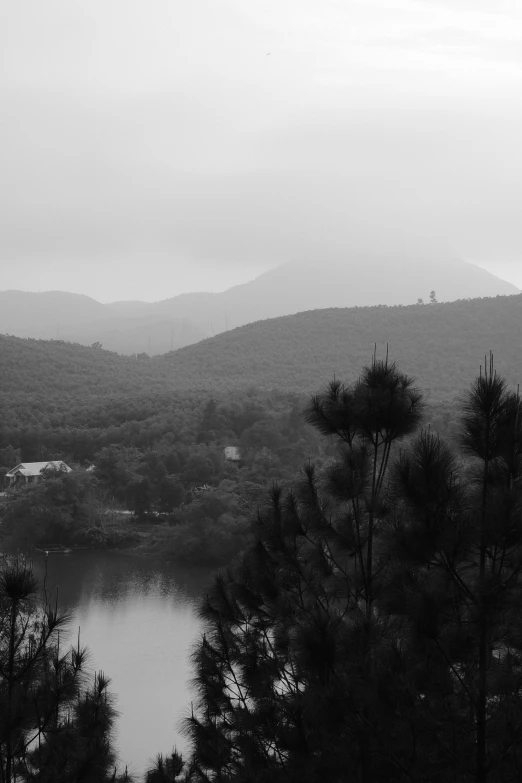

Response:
(180, 358), (424, 782)
(0, 555), (130, 783)
(178, 356), (522, 783)
(387, 357), (522, 781)
(145, 750), (187, 782)
(304, 356), (423, 619)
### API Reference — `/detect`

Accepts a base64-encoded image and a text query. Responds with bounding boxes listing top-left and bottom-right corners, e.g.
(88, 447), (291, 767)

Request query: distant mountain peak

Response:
(0, 252), (518, 355)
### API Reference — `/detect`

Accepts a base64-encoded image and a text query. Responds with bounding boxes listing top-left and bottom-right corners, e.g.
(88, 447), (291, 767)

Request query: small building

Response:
(224, 446), (241, 462)
(5, 461), (72, 487)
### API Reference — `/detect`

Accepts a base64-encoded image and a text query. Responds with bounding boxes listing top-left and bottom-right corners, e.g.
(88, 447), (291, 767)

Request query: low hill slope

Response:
(1, 295), (521, 411)
(156, 294), (522, 400)
(0, 337), (168, 405)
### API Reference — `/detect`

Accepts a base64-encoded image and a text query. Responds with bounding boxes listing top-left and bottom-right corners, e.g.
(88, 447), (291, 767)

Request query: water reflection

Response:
(32, 551), (213, 779)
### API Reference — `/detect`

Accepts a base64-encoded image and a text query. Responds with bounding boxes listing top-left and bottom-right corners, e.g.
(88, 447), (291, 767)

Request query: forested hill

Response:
(0, 337), (169, 401)
(156, 293), (522, 400)
(2, 293), (520, 407)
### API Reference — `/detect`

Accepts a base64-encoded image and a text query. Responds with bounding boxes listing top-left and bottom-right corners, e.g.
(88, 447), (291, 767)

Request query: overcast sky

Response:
(1, 0), (522, 302)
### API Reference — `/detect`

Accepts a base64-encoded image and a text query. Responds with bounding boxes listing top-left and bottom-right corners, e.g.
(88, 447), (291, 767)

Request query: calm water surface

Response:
(32, 551), (214, 779)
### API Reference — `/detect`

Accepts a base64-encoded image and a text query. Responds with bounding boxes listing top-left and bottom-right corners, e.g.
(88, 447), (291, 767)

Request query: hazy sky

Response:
(1, 0), (522, 301)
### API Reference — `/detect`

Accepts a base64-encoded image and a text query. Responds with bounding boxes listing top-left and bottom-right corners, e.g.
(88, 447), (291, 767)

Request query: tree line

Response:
(0, 394), (323, 564)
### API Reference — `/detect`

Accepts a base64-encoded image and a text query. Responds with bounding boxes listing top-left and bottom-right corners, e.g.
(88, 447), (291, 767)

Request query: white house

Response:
(224, 446), (241, 462)
(5, 461), (72, 487)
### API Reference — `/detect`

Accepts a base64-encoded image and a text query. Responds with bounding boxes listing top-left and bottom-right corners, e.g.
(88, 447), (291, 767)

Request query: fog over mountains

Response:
(1, 251), (519, 355)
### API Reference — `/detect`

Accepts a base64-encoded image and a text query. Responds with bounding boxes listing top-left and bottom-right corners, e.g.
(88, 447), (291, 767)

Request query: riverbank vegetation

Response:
(0, 385), (465, 565)
(0, 391), (323, 564)
(0, 363), (465, 565)
(0, 363), (508, 567)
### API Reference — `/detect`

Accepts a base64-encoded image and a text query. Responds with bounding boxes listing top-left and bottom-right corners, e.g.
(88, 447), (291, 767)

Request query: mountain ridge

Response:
(147, 255), (519, 326)
(1, 254), (519, 355)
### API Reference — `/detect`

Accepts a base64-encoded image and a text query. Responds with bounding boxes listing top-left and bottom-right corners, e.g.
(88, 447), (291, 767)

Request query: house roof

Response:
(5, 461), (72, 478)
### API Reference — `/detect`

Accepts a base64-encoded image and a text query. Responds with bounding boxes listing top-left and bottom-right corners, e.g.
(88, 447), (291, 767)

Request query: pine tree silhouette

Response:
(0, 556), (129, 783)
(175, 356), (522, 783)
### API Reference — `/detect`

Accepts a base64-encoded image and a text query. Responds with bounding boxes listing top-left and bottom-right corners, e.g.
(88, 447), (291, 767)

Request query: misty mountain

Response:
(0, 290), (108, 334)
(0, 251), (518, 355)
(2, 293), (521, 409)
(0, 290), (208, 354)
(104, 300), (154, 316)
(149, 252), (519, 333)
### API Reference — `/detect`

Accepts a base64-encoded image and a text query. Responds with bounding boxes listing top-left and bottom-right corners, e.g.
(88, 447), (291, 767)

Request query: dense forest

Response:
(3, 294), (520, 563)
(0, 387), (324, 563)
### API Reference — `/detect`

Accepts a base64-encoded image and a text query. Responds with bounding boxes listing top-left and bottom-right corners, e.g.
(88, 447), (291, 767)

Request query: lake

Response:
(32, 550), (214, 779)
